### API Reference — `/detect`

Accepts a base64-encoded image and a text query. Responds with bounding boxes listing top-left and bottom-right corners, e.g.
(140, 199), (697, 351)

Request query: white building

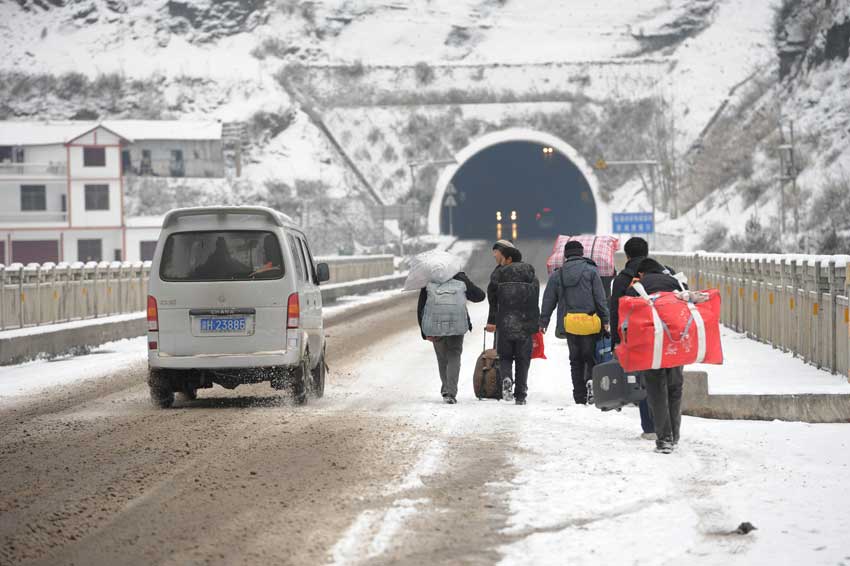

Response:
(0, 120), (223, 264)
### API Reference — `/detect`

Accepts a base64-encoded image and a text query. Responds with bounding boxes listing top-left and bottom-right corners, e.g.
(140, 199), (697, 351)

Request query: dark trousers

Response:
(642, 367), (684, 447)
(565, 333), (597, 404)
(432, 335), (464, 398)
(497, 334), (533, 401)
(639, 398), (655, 434)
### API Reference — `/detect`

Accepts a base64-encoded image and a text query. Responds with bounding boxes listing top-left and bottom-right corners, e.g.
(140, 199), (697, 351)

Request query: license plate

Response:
(199, 317), (248, 334)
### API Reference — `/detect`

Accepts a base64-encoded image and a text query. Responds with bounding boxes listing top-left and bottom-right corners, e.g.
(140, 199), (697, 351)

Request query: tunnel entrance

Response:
(429, 129), (608, 240)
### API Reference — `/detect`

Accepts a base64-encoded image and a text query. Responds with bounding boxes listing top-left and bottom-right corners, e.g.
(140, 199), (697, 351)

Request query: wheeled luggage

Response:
(473, 333), (502, 400)
(591, 359), (646, 411)
(616, 285), (723, 373)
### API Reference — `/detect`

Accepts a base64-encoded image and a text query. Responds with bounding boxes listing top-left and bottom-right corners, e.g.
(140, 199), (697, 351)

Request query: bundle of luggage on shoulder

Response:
(592, 273), (724, 411)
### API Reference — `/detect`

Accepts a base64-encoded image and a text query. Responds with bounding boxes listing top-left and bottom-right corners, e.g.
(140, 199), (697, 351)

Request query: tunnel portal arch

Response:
(428, 128), (611, 237)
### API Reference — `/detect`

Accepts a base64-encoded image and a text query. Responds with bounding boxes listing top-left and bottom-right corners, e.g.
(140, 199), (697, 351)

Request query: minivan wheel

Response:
(311, 353), (326, 398)
(148, 369), (175, 409)
(292, 355), (311, 406)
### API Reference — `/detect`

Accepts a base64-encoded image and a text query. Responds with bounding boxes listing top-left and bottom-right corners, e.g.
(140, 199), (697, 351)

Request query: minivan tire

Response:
(292, 354), (311, 406)
(311, 353), (326, 398)
(149, 369), (175, 409)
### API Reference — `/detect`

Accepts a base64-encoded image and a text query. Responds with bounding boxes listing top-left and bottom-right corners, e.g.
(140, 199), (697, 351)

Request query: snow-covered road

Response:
(1, 295), (849, 565)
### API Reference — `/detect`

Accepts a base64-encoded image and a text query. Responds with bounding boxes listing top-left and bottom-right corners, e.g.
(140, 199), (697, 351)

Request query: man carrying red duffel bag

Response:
(620, 258), (723, 454)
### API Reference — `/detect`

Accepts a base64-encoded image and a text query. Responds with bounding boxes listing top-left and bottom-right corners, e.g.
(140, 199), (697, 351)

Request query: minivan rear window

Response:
(160, 231), (285, 281)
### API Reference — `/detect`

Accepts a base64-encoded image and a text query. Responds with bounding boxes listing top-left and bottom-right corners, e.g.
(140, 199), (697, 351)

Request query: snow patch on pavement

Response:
(0, 336), (146, 401)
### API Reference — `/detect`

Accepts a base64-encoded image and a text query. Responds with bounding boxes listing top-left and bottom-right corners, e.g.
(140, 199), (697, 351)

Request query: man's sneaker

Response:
(655, 441), (674, 454)
(443, 396), (457, 404)
(501, 377), (514, 402)
(585, 379), (595, 405)
(515, 399), (527, 405)
(641, 432), (657, 441)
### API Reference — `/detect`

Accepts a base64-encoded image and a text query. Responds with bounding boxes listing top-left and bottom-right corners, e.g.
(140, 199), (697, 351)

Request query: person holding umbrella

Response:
(406, 251), (486, 404)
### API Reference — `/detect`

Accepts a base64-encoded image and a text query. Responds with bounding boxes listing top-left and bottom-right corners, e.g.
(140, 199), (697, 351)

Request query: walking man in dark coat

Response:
(625, 257), (686, 454)
(485, 242), (540, 405)
(609, 237), (656, 438)
(539, 240), (609, 405)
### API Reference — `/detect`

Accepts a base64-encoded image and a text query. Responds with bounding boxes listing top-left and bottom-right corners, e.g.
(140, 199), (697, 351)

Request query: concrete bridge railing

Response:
(0, 255), (396, 332)
(627, 252), (850, 380)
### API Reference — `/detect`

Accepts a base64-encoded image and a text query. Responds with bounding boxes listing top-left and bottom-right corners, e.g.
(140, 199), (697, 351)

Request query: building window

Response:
(170, 149), (185, 177)
(77, 239), (102, 262)
(84, 184), (110, 210)
(114, 249), (123, 261)
(121, 149), (132, 173)
(20, 185), (46, 211)
(83, 147), (106, 167)
(140, 149), (153, 176)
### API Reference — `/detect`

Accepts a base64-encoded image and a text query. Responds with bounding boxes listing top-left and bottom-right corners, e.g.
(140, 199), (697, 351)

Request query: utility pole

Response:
(778, 118), (799, 237)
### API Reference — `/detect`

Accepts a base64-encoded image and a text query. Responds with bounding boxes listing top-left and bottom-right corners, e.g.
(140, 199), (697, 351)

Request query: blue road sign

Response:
(612, 212), (654, 234)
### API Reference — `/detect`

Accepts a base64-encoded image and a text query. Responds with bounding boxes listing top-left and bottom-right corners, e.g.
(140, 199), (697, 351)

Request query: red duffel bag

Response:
(615, 284), (723, 372)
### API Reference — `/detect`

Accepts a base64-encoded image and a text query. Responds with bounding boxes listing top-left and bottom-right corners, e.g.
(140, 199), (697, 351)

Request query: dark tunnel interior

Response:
(440, 141), (597, 240)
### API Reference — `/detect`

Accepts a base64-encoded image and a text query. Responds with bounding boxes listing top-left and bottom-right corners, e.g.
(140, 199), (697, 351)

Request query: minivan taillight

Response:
(287, 293), (300, 329)
(147, 295), (159, 332)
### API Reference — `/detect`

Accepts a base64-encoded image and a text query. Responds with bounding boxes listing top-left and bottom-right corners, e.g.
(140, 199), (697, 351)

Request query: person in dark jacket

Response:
(417, 272), (486, 404)
(539, 240), (609, 405)
(609, 237), (655, 438)
(625, 257), (686, 454)
(487, 240), (516, 320)
(485, 244), (540, 405)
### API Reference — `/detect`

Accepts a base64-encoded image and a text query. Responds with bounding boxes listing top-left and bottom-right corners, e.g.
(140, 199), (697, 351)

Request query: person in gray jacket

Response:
(539, 240), (610, 404)
(417, 272), (486, 404)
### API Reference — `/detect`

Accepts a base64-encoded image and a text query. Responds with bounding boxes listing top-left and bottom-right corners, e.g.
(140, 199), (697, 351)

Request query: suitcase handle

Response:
(483, 330), (496, 352)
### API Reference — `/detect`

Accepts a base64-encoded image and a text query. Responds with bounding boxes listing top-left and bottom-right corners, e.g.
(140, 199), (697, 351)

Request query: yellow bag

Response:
(564, 313), (602, 336)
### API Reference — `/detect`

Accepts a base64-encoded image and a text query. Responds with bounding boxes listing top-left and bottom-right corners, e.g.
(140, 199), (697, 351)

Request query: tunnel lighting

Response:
(496, 211), (502, 221)
(511, 223), (518, 241)
(496, 223), (503, 240)
(510, 210), (517, 221)
(542, 147), (554, 155)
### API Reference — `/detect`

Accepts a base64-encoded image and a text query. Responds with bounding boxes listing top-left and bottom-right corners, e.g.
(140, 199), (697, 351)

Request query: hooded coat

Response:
(624, 258), (685, 296)
(487, 261), (540, 340)
(540, 256), (610, 338)
(609, 255), (645, 344)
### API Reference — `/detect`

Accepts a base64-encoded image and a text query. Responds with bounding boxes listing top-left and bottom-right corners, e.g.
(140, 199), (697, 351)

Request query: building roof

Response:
(0, 120), (223, 146)
(102, 120), (223, 141)
(0, 121), (93, 146)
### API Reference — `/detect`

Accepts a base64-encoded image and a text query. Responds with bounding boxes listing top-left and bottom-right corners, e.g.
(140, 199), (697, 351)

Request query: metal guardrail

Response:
(643, 252), (850, 379)
(0, 261), (151, 331)
(0, 255), (397, 332)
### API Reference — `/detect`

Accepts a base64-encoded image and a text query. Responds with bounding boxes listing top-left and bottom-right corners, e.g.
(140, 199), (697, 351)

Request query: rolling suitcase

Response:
(473, 333), (503, 400)
(591, 359), (646, 412)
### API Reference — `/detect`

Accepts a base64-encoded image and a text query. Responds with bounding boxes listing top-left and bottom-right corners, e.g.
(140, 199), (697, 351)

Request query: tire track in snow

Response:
(328, 439), (448, 565)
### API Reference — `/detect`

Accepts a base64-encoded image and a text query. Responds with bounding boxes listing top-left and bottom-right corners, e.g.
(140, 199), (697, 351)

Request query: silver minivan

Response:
(146, 206), (330, 407)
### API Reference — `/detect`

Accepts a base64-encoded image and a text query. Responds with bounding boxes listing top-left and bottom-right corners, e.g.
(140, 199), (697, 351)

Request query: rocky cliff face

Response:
(775, 0), (850, 78)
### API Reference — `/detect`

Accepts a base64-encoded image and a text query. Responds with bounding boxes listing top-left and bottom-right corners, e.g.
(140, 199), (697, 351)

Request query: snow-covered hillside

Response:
(659, 0), (850, 253)
(4, 0), (837, 253)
